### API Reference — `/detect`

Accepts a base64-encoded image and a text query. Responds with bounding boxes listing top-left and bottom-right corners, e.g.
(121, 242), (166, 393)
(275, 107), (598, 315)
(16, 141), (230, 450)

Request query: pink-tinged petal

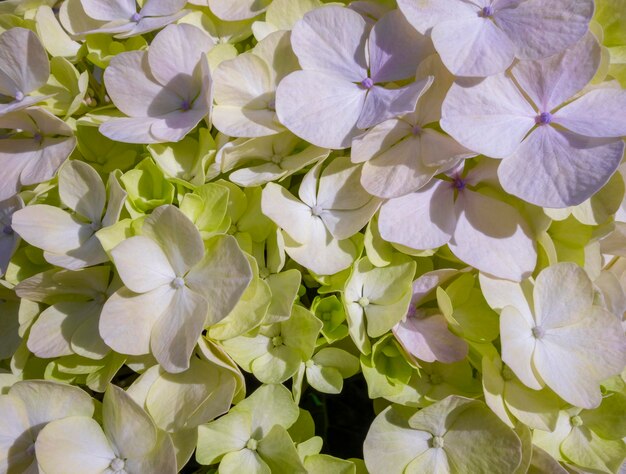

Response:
(276, 70), (366, 149)
(151, 287), (208, 373)
(11, 205), (92, 254)
(104, 51), (180, 117)
(500, 305), (543, 390)
(369, 10), (434, 83)
(80, 0), (136, 21)
(532, 263), (592, 329)
(291, 6), (368, 81)
(99, 116), (163, 144)
(397, 0), (478, 34)
(0, 28), (49, 97)
(394, 311), (468, 363)
(420, 129), (474, 167)
(495, 0), (593, 61)
(449, 190), (537, 282)
(140, 0), (187, 17)
(207, 0), (271, 21)
(378, 179), (456, 249)
(441, 74), (536, 158)
(99, 285), (174, 356)
(554, 88), (626, 138)
(148, 24), (213, 90)
(498, 126), (624, 208)
(431, 17), (516, 77)
(19, 137), (75, 187)
(357, 79), (432, 130)
(534, 306), (626, 409)
(111, 236), (176, 293)
(511, 32), (600, 112)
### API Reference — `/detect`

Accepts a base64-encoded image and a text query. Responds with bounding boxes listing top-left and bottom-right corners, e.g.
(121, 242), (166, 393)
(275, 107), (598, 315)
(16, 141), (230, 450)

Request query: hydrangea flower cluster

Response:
(0, 1), (625, 473)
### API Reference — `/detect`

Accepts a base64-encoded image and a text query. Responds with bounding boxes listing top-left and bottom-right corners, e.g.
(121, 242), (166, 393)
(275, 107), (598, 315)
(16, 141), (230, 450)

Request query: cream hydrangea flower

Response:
(499, 262), (626, 409)
(99, 205), (252, 373)
(100, 23), (214, 144)
(35, 384), (177, 474)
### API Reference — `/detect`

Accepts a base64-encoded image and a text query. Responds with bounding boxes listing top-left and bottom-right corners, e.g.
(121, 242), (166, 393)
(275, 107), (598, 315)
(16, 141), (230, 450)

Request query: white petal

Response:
(378, 180), (455, 250)
(149, 108), (208, 143)
(368, 10), (433, 83)
(80, 0), (136, 21)
(497, 126), (624, 207)
(148, 24), (214, 91)
(207, 0), (270, 21)
(35, 416), (115, 474)
(99, 116), (164, 144)
(261, 182), (318, 244)
(0, 28), (49, 97)
(11, 205), (91, 254)
(554, 88), (626, 138)
(103, 51), (180, 117)
(291, 6), (368, 81)
(534, 306), (626, 409)
(495, 0), (593, 61)
(449, 190), (536, 281)
(59, 161), (105, 223)
(151, 287), (208, 373)
(99, 286), (174, 356)
(441, 74), (535, 158)
(511, 32), (600, 112)
(140, 0), (187, 17)
(276, 70), (366, 149)
(44, 234), (108, 270)
(431, 17), (516, 76)
(316, 155), (372, 210)
(357, 80), (431, 130)
(111, 236), (176, 293)
(213, 53), (273, 107)
(396, 0), (478, 34)
(19, 137), (76, 187)
(500, 306), (543, 390)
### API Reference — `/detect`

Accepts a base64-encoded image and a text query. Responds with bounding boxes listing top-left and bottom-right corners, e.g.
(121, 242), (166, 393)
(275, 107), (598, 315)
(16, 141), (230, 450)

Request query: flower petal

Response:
(432, 17), (516, 76)
(19, 137), (76, 187)
(441, 74), (535, 158)
(497, 126), (624, 207)
(396, 0), (478, 34)
(111, 236), (176, 293)
(99, 116), (164, 144)
(140, 0), (187, 17)
(291, 6), (368, 81)
(276, 70), (366, 149)
(378, 180), (456, 250)
(0, 28), (49, 97)
(58, 161), (105, 223)
(554, 88), (626, 138)
(449, 190), (536, 281)
(151, 286), (208, 373)
(80, 0), (136, 21)
(261, 182), (317, 244)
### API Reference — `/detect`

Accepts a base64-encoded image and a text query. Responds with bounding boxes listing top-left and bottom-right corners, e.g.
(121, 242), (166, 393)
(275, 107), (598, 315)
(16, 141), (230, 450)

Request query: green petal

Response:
(257, 425), (306, 473)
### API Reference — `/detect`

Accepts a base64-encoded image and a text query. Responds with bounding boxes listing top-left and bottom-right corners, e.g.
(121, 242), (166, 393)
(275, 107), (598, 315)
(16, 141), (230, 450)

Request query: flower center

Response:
(110, 458), (125, 472)
(267, 99), (276, 111)
(321, 311), (332, 321)
(130, 12), (141, 22)
(452, 177), (466, 190)
(531, 326), (545, 339)
(360, 77), (374, 90)
(570, 415), (583, 427)
(357, 297), (370, 308)
(305, 360), (315, 369)
(246, 438), (258, 451)
(480, 5), (494, 17)
(431, 436), (444, 449)
(14, 91), (24, 101)
(411, 125), (422, 136)
(270, 154), (282, 164)
(501, 366), (515, 381)
(311, 205), (323, 217)
(33, 132), (43, 144)
(180, 99), (192, 111)
(271, 336), (283, 347)
(171, 277), (185, 290)
(2, 224), (13, 235)
(536, 112), (552, 125)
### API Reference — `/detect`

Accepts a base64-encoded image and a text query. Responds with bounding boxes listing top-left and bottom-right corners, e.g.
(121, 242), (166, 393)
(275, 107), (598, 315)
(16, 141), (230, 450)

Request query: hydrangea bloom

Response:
(498, 263), (626, 408)
(0, 107), (75, 200)
(99, 205), (252, 373)
(442, 33), (626, 207)
(276, 6), (433, 148)
(0, 195), (22, 276)
(397, 0), (593, 77)
(73, 0), (188, 38)
(0, 28), (51, 116)
(100, 23), (214, 144)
